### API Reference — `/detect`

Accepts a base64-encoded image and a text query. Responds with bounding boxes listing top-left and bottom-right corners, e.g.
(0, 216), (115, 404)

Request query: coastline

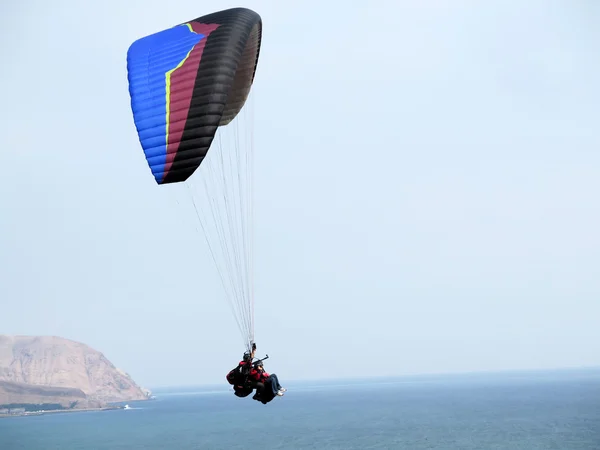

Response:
(0, 405), (123, 419)
(0, 396), (154, 419)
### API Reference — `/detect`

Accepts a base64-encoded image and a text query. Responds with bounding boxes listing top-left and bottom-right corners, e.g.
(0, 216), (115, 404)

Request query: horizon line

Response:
(145, 364), (600, 391)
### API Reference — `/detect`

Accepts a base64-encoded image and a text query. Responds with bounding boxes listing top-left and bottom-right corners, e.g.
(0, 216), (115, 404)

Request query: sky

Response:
(1, 0), (599, 388)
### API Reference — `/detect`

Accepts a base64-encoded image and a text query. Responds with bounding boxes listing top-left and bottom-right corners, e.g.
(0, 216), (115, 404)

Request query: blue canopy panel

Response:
(127, 23), (217, 184)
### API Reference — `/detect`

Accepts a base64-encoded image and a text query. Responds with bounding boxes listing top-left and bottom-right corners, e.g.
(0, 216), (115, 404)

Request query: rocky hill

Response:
(0, 335), (151, 409)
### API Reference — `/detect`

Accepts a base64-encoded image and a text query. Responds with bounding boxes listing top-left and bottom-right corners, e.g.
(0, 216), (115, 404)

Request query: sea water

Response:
(1, 368), (599, 449)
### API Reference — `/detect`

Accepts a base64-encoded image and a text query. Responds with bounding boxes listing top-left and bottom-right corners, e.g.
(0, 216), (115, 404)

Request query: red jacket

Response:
(250, 367), (269, 383)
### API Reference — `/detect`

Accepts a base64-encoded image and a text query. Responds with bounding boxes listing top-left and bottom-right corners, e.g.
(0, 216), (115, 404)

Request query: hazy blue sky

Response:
(1, 0), (599, 388)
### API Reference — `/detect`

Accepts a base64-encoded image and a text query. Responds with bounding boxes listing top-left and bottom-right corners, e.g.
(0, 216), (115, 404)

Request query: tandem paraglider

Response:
(126, 7), (285, 403)
(226, 343), (286, 404)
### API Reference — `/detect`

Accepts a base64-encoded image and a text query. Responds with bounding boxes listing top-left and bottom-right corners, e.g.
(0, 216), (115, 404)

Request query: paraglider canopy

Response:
(127, 7), (262, 185)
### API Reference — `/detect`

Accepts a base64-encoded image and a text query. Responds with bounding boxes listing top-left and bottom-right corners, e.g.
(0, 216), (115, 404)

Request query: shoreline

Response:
(0, 405), (123, 419)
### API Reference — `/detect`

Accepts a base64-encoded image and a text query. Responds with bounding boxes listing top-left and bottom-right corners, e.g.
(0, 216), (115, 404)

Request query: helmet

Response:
(243, 352), (252, 362)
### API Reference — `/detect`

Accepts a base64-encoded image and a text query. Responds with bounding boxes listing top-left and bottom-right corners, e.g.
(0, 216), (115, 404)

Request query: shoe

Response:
(279, 387), (287, 392)
(276, 390), (284, 396)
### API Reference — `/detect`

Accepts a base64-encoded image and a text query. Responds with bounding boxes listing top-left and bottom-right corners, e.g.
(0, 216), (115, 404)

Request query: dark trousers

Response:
(266, 374), (282, 395)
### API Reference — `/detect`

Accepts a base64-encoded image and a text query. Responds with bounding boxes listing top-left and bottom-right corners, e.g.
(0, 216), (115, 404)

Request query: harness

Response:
(226, 360), (253, 385)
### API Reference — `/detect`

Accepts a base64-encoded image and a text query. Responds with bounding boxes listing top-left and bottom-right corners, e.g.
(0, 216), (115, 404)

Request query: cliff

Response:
(0, 335), (151, 409)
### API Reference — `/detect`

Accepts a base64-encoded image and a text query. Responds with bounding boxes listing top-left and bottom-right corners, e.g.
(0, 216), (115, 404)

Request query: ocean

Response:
(1, 368), (599, 449)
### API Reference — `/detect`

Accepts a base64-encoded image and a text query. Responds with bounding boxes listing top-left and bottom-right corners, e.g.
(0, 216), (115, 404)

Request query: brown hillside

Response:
(0, 335), (150, 408)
